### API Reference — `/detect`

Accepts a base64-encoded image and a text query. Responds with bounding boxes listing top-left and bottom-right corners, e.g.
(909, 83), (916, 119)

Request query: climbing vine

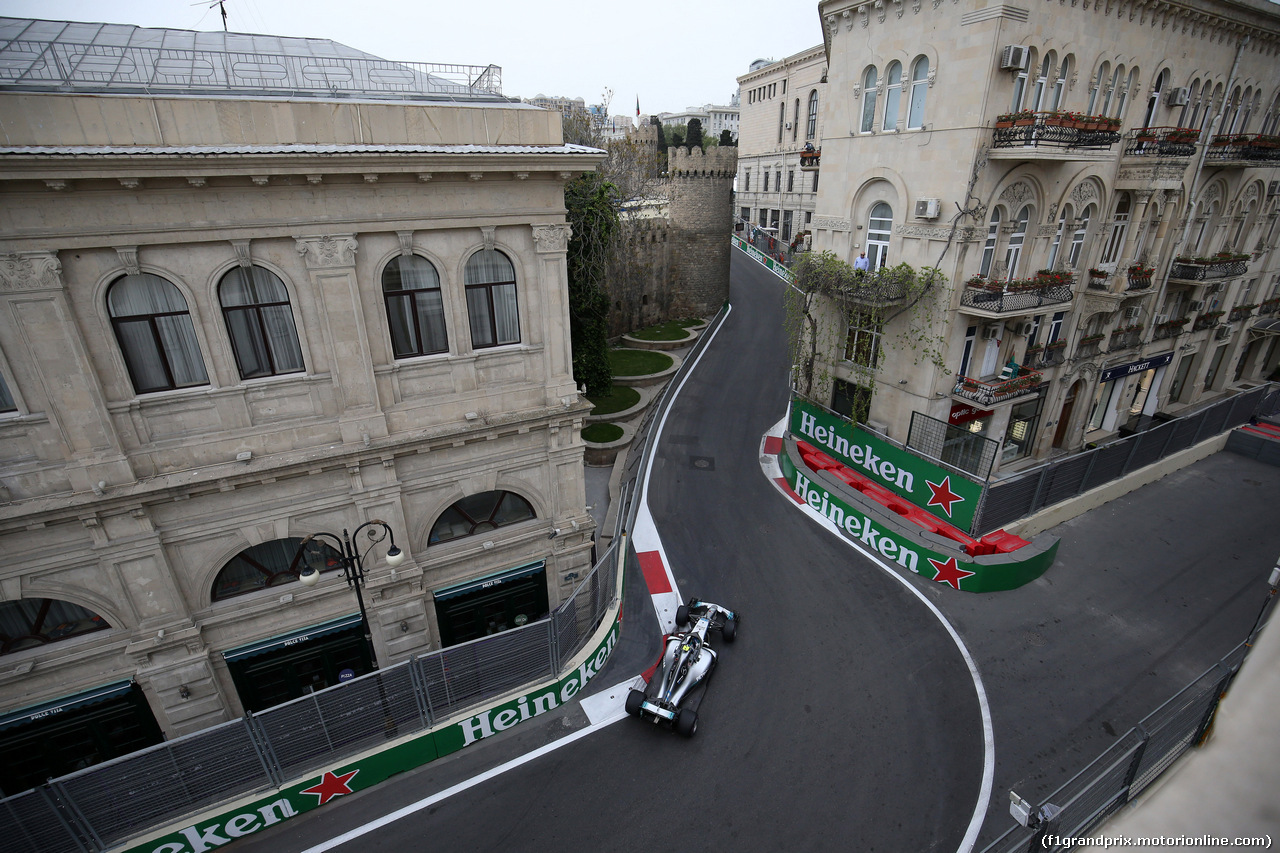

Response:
(784, 252), (949, 425)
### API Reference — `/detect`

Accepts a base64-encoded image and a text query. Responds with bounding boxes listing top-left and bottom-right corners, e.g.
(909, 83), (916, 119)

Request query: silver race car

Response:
(625, 599), (738, 737)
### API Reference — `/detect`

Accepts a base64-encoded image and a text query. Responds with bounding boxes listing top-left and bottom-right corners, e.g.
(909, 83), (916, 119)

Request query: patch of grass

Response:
(630, 318), (702, 341)
(609, 348), (673, 376)
(586, 385), (640, 415)
(581, 422), (623, 443)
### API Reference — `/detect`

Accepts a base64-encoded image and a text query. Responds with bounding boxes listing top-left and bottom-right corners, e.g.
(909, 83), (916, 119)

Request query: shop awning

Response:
(0, 680), (134, 732)
(432, 560), (546, 602)
(1249, 318), (1280, 336)
(221, 613), (362, 662)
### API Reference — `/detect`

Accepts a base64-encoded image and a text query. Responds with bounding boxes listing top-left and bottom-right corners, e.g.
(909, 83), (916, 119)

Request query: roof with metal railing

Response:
(0, 17), (507, 102)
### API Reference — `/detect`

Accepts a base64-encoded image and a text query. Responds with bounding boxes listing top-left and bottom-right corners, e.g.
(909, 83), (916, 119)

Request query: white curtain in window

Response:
(465, 249), (515, 285)
(493, 282), (520, 344)
(155, 315), (209, 386)
(414, 290), (448, 352)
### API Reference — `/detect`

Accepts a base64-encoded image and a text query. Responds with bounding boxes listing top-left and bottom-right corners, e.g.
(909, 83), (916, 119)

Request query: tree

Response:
(719, 129), (736, 147)
(686, 118), (704, 150)
(669, 125), (686, 147)
(564, 172), (618, 396)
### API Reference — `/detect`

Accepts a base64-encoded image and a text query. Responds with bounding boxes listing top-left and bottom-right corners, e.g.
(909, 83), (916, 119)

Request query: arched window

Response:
(1088, 63), (1110, 115)
(1192, 200), (1218, 255)
(1011, 50), (1032, 112)
(464, 249), (520, 349)
(883, 61), (903, 131)
(1047, 205), (1073, 270)
(980, 207), (1002, 277)
(1069, 204), (1094, 268)
(108, 274), (209, 394)
(1261, 90), (1280, 136)
(1101, 193), (1131, 264)
(1203, 84), (1223, 135)
(1102, 65), (1123, 116)
(1114, 67), (1139, 119)
(1004, 206), (1033, 280)
(429, 490), (536, 544)
(861, 66), (879, 133)
(1, 599), (109, 654)
(1032, 54), (1052, 112)
(806, 90), (819, 139)
(907, 57), (929, 129)
(866, 203), (893, 270)
(1142, 70), (1168, 129)
(1238, 88), (1259, 133)
(1051, 56), (1070, 111)
(212, 537), (343, 602)
(1224, 86), (1242, 134)
(383, 255), (448, 358)
(219, 265), (304, 380)
(1182, 79), (1201, 129)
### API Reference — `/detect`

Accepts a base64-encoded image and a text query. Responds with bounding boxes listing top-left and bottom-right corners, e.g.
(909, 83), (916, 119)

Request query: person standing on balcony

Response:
(854, 252), (869, 274)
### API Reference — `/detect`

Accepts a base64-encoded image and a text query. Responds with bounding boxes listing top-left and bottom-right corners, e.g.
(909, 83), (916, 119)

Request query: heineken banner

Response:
(780, 450), (1056, 593)
(789, 398), (984, 533)
(732, 235), (795, 283)
(126, 620), (620, 853)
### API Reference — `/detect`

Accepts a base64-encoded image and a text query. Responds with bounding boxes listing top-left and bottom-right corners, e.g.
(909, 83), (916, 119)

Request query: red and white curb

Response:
(759, 413), (993, 853)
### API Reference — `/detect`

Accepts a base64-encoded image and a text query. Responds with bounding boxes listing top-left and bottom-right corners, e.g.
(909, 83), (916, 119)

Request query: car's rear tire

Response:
(675, 604), (690, 627)
(721, 618), (737, 643)
(625, 688), (646, 717)
(675, 707), (698, 737)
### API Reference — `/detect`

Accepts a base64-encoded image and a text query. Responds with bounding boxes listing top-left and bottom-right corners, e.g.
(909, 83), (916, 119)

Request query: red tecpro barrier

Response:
(795, 445), (1028, 557)
(1241, 423), (1280, 441)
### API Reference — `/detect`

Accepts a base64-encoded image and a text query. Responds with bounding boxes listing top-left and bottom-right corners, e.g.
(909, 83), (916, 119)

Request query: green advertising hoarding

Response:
(780, 450), (1056, 593)
(789, 398), (984, 532)
(126, 620), (621, 853)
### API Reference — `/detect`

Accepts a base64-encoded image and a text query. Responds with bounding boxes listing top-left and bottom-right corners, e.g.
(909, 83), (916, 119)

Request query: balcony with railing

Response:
(1259, 298), (1280, 317)
(1152, 318), (1190, 340)
(1228, 304), (1258, 323)
(1192, 311), (1225, 332)
(1075, 335), (1105, 359)
(952, 367), (1043, 406)
(1023, 342), (1067, 369)
(800, 148), (821, 171)
(1204, 133), (1280, 166)
(1168, 255), (1251, 283)
(990, 111), (1121, 158)
(1121, 126), (1199, 159)
(960, 273), (1074, 318)
(1108, 326), (1144, 351)
(1125, 265), (1155, 291)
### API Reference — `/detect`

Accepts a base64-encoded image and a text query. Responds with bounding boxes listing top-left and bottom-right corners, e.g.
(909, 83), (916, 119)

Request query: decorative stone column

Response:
(294, 234), (388, 444)
(532, 223), (576, 402)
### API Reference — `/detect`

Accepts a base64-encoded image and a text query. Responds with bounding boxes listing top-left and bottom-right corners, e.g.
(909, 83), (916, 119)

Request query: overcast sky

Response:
(0, 0), (826, 117)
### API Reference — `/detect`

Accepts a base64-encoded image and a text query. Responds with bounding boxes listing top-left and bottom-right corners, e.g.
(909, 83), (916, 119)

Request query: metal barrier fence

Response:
(0, 544), (619, 853)
(0, 300), (734, 853)
(973, 383), (1280, 534)
(979, 598), (1276, 853)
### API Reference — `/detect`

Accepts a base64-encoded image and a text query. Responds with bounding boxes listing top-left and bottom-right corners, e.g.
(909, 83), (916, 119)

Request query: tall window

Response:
(844, 311), (883, 368)
(1100, 193), (1131, 264)
(882, 61), (903, 131)
(108, 273), (209, 394)
(219, 265), (304, 379)
(743, 170), (750, 192)
(778, 102), (786, 143)
(1004, 206), (1032, 280)
(0, 372), (14, 414)
(980, 208), (1002, 277)
(793, 98), (800, 142)
(1, 599), (108, 654)
(1069, 204), (1094, 268)
(1182, 79), (1202, 129)
(1032, 55), (1051, 111)
(866, 203), (893, 270)
(384, 255), (448, 358)
(787, 170), (795, 192)
(1047, 205), (1072, 270)
(1050, 57), (1070, 110)
(1011, 52), (1031, 111)
(907, 57), (929, 129)
(1088, 63), (1110, 114)
(430, 490), (536, 544)
(1115, 67), (1139, 119)
(861, 67), (879, 133)
(764, 171), (770, 192)
(1103, 65), (1123, 116)
(1142, 70), (1168, 129)
(807, 90), (819, 139)
(465, 249), (520, 349)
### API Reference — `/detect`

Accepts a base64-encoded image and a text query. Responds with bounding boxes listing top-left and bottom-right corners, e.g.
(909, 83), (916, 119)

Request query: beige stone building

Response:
(0, 18), (601, 793)
(799, 0), (1280, 473)
(736, 46), (828, 245)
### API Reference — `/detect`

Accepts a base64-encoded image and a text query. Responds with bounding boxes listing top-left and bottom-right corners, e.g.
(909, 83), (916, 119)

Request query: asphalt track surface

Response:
(229, 253), (1280, 853)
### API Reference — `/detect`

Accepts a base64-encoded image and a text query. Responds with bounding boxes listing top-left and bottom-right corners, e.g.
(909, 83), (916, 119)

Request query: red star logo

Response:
(928, 556), (976, 591)
(925, 476), (964, 517)
(301, 769), (359, 805)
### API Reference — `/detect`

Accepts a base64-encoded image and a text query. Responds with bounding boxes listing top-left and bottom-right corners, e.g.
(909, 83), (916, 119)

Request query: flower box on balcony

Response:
(1078, 333), (1105, 345)
(1045, 340), (1067, 350)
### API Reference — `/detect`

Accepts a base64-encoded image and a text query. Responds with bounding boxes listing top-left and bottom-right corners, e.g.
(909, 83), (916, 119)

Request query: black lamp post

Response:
(296, 519), (406, 668)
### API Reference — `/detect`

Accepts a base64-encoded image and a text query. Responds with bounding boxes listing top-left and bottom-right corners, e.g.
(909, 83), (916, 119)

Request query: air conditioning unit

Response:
(999, 45), (1029, 71)
(1123, 306), (1141, 321)
(981, 326), (1001, 340)
(914, 198), (941, 219)
(1166, 87), (1190, 107)
(1215, 326), (1230, 340)
(1189, 300), (1206, 311)
(1155, 313), (1169, 325)
(1013, 321), (1034, 336)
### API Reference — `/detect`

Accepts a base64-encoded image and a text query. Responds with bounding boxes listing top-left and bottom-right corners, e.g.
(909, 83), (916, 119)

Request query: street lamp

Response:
(296, 519), (406, 668)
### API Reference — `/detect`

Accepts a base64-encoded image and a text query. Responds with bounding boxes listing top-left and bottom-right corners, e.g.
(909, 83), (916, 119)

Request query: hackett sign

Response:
(790, 399), (983, 532)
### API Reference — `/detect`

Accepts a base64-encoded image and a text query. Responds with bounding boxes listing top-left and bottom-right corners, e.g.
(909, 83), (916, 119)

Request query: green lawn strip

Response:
(581, 422), (624, 443)
(628, 318), (703, 341)
(586, 385), (640, 415)
(608, 348), (673, 376)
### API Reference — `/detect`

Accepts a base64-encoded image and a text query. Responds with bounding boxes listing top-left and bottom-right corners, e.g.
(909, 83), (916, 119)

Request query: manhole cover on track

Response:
(690, 456), (715, 471)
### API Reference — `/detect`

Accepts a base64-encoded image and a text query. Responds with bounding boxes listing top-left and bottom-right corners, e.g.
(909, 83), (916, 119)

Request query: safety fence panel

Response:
(1, 786), (89, 853)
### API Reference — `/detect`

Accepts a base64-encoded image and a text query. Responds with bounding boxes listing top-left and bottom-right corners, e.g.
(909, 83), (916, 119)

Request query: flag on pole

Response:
(636, 96), (640, 117)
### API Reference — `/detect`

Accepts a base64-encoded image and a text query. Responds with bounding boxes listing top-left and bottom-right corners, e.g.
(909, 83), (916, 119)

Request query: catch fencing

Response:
(0, 300), (734, 853)
(973, 383), (1280, 534)
(979, 598), (1276, 852)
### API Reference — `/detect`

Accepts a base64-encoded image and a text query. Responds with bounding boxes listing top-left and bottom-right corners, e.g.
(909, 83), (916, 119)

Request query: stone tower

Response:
(667, 146), (737, 315)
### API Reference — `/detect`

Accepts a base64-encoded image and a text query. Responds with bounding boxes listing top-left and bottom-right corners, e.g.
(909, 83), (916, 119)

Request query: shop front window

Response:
(1002, 394), (1044, 462)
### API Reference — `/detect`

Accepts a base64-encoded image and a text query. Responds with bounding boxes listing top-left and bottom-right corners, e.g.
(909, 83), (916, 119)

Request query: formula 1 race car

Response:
(625, 599), (738, 737)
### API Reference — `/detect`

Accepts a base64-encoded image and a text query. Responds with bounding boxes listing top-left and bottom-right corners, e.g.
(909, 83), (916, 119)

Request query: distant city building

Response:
(0, 16), (601, 792)
(657, 101), (741, 142)
(525, 93), (588, 116)
(735, 45), (827, 245)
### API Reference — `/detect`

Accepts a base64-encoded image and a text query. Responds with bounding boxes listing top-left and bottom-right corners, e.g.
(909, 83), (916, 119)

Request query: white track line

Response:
(760, 419), (994, 853)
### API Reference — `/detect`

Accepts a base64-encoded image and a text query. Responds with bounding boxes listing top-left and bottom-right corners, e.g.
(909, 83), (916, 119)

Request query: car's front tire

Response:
(675, 707), (698, 737)
(675, 604), (690, 627)
(721, 618), (737, 643)
(625, 688), (646, 717)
